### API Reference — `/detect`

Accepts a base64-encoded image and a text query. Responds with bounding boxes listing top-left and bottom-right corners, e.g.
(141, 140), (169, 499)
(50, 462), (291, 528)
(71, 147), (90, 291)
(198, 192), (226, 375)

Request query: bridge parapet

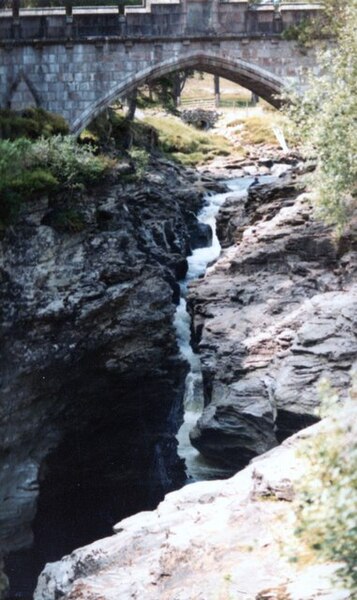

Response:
(0, 2), (321, 42)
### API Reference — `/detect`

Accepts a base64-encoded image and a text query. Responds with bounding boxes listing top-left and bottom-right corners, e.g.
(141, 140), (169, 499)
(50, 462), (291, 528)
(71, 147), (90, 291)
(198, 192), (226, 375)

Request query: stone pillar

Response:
(12, 0), (20, 19)
(214, 74), (220, 108)
(65, 0), (73, 38)
(185, 0), (219, 35)
(181, 0), (188, 34)
(12, 0), (21, 39)
(65, 0), (73, 18)
(246, 8), (257, 35)
(251, 92), (259, 106)
(210, 0), (220, 33)
(173, 73), (181, 108)
(273, 13), (282, 34)
(273, 0), (282, 34)
(118, 2), (127, 36)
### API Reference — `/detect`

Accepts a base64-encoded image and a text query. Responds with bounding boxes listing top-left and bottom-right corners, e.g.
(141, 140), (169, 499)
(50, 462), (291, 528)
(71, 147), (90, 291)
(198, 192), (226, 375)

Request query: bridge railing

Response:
(0, 3), (322, 42)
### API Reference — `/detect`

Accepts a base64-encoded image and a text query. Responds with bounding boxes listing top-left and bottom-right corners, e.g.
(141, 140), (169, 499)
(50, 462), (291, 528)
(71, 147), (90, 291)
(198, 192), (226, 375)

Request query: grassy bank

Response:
(143, 113), (240, 165)
(225, 111), (292, 148)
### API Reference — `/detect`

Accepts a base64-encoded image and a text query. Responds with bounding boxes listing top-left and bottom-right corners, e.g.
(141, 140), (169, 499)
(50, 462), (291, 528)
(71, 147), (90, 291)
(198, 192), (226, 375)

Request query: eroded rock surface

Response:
(34, 409), (354, 600)
(188, 180), (357, 468)
(0, 158), (219, 587)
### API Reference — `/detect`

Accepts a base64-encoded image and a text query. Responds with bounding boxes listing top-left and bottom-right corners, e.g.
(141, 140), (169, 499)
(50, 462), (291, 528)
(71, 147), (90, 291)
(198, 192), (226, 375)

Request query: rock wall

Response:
(0, 157), (217, 592)
(188, 176), (357, 469)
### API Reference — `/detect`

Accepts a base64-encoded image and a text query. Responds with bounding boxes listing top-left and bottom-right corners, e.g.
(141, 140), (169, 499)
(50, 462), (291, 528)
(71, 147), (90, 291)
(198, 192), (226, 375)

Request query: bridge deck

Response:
(0, 2), (321, 42)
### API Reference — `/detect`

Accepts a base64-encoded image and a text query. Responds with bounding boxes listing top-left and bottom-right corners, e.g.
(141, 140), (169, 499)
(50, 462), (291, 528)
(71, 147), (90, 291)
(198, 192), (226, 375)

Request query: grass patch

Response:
(143, 114), (240, 165)
(227, 113), (292, 147)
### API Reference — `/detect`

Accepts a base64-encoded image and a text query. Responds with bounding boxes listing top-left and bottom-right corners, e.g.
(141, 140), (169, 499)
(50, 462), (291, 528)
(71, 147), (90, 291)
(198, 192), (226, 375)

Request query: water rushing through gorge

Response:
(3, 170), (276, 598)
(174, 175), (275, 481)
(4, 154), (356, 599)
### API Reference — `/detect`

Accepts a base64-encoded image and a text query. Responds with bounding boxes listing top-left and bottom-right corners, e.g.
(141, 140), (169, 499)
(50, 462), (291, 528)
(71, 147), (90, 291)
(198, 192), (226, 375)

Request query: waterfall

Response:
(175, 175), (275, 481)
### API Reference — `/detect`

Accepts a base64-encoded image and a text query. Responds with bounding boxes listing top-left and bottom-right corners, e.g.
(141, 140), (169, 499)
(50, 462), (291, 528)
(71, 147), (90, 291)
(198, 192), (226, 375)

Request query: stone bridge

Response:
(0, 1), (321, 133)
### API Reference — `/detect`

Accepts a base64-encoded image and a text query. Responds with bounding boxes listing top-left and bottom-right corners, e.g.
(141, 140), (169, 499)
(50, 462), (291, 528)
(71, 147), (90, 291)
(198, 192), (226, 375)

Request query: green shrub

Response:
(0, 139), (60, 225)
(0, 169), (58, 226)
(52, 208), (86, 233)
(294, 378), (357, 593)
(30, 135), (114, 187)
(0, 137), (33, 171)
(0, 135), (113, 227)
(10, 169), (59, 198)
(0, 138), (31, 225)
(0, 108), (68, 140)
(129, 147), (149, 179)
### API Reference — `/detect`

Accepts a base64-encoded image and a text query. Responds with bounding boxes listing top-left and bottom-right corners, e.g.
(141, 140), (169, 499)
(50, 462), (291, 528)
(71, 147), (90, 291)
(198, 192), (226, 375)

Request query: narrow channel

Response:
(5, 173), (275, 598)
(175, 174), (276, 481)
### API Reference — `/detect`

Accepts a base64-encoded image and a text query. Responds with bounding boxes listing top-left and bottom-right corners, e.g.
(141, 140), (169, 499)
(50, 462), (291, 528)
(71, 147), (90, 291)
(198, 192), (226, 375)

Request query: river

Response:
(174, 174), (276, 481)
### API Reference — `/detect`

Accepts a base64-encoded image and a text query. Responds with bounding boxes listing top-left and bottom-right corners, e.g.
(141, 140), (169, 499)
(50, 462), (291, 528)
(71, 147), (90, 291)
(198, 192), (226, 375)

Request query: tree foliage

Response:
(285, 0), (357, 229)
(294, 377), (357, 593)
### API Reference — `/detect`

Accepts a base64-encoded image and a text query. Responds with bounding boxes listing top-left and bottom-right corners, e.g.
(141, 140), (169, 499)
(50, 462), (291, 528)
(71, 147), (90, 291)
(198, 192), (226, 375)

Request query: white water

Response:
(174, 175), (275, 481)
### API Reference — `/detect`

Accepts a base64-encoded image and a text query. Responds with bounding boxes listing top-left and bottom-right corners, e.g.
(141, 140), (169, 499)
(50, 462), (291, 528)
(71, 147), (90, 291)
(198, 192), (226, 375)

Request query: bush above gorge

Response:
(0, 108), (68, 140)
(30, 135), (114, 187)
(293, 378), (357, 593)
(0, 135), (114, 228)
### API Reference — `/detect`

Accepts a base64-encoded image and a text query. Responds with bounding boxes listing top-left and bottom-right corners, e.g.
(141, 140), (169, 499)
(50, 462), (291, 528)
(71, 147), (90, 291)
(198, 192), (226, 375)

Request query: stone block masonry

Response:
(0, 1), (322, 132)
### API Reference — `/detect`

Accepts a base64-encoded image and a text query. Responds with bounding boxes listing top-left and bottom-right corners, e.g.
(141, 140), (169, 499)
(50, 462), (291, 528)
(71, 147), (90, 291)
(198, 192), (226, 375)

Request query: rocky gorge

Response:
(0, 143), (356, 598)
(0, 155), (222, 596)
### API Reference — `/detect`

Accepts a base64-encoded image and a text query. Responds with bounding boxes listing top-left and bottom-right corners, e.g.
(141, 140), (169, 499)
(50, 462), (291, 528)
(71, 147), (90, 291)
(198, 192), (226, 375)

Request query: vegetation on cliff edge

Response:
(294, 377), (357, 593)
(285, 0), (357, 230)
(0, 135), (113, 228)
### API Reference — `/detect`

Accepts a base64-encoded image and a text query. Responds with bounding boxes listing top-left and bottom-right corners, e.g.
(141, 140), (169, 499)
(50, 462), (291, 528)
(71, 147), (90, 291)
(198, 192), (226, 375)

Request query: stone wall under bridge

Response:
(0, 1), (322, 133)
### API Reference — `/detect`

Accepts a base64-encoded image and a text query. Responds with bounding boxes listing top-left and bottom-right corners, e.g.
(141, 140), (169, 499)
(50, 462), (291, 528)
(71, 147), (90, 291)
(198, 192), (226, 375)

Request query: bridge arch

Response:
(71, 52), (285, 135)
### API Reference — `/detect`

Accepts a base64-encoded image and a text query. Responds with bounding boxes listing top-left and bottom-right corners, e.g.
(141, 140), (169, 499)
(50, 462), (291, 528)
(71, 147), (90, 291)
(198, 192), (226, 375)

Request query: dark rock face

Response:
(0, 158), (213, 593)
(188, 180), (357, 469)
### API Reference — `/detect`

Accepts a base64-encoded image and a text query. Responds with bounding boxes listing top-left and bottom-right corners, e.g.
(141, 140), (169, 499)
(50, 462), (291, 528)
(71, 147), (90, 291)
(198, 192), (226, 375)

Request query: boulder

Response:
(180, 109), (219, 130)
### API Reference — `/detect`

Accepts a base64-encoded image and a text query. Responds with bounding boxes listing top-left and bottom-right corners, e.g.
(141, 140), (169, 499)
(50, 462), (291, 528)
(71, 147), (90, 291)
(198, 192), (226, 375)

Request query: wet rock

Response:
(187, 219), (213, 251)
(271, 163), (292, 178)
(190, 377), (278, 469)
